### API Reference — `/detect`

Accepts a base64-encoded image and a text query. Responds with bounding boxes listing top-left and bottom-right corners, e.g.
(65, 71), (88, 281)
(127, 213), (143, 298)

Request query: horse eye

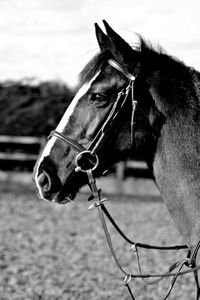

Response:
(91, 93), (106, 102)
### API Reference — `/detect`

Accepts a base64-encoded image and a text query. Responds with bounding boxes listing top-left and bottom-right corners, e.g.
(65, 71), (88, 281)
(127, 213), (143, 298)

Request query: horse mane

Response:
(79, 37), (200, 117)
(79, 36), (190, 82)
(79, 35), (145, 85)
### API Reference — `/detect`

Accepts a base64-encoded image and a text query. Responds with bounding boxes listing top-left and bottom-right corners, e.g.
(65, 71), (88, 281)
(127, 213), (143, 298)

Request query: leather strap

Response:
(49, 130), (86, 152)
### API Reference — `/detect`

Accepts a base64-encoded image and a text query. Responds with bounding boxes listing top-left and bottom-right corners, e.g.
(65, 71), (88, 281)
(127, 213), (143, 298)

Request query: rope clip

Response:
(88, 198), (108, 210)
(130, 244), (137, 252)
(124, 273), (132, 285)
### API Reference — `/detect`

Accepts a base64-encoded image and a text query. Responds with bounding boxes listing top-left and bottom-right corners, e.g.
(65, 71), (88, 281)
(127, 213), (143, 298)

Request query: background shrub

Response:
(0, 79), (75, 136)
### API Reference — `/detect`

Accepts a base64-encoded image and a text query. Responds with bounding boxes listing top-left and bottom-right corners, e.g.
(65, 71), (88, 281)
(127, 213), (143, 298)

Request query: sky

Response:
(0, 0), (200, 87)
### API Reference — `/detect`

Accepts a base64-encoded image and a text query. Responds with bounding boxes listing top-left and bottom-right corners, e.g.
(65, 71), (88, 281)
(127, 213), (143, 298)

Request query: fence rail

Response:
(115, 160), (152, 180)
(0, 152), (38, 161)
(0, 135), (45, 171)
(0, 135), (44, 144)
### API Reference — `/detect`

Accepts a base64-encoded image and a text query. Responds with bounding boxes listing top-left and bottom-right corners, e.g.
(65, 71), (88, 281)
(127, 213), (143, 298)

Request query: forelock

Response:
(79, 50), (112, 85)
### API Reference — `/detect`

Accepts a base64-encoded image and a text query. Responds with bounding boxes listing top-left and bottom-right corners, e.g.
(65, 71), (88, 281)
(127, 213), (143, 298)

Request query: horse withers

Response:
(34, 20), (200, 266)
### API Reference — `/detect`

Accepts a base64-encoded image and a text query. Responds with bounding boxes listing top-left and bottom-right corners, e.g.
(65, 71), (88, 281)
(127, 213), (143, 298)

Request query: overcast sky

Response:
(0, 0), (200, 86)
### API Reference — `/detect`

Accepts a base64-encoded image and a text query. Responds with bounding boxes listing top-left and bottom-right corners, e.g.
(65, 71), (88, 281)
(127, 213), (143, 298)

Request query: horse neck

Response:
(151, 68), (200, 248)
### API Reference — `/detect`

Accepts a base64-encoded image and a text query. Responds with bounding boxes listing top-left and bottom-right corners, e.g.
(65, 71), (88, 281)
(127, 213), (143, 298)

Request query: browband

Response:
(108, 59), (136, 81)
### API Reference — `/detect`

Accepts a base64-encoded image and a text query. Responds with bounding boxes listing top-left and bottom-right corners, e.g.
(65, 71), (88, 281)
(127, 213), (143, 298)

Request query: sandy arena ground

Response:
(0, 173), (196, 300)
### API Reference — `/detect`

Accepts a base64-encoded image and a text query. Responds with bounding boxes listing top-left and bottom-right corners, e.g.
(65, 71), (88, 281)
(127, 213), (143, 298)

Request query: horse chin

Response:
(50, 168), (106, 205)
(51, 171), (86, 205)
(41, 189), (77, 205)
(52, 193), (75, 205)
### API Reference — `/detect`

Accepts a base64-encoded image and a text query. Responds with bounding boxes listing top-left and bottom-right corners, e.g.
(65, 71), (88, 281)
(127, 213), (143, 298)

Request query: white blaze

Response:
(56, 82), (91, 132)
(56, 71), (100, 132)
(34, 71), (100, 194)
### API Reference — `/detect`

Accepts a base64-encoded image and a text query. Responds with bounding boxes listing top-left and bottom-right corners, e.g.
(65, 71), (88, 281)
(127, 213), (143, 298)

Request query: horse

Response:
(33, 20), (200, 299)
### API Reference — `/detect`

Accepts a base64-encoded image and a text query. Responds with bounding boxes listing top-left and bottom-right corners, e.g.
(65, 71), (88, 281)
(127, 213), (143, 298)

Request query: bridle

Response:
(49, 60), (200, 300)
(49, 59), (137, 172)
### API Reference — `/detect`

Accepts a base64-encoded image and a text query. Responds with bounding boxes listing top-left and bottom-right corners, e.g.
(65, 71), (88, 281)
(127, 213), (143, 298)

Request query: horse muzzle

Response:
(34, 168), (58, 201)
(33, 154), (87, 204)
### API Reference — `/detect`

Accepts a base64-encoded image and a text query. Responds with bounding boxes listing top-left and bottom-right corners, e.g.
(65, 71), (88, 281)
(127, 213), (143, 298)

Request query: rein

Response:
(49, 59), (200, 299)
(85, 169), (200, 300)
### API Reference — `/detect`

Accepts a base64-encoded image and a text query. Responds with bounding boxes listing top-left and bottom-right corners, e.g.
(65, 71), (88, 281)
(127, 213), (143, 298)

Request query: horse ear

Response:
(95, 23), (109, 51)
(103, 20), (138, 68)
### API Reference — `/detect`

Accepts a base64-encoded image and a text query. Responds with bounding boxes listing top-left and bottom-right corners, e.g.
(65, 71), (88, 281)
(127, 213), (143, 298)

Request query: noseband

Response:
(49, 59), (137, 172)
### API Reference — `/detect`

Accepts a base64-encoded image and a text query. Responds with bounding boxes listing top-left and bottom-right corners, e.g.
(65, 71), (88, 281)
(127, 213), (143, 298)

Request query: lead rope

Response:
(86, 169), (136, 300)
(83, 167), (200, 300)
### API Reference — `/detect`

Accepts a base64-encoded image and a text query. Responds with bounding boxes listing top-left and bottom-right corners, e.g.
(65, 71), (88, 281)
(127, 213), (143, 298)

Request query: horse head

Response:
(33, 21), (155, 204)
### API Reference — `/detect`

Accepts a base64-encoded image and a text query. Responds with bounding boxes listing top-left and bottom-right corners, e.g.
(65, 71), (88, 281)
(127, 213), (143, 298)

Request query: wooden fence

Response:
(0, 135), (45, 171)
(115, 160), (152, 180)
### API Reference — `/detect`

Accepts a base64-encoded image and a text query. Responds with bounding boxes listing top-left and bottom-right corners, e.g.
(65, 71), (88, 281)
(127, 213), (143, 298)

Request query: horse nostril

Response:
(37, 170), (52, 192)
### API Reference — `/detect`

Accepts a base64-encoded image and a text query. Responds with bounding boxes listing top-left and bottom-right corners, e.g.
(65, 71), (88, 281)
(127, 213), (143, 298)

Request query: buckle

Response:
(124, 274), (132, 285)
(75, 150), (99, 173)
(88, 198), (108, 210)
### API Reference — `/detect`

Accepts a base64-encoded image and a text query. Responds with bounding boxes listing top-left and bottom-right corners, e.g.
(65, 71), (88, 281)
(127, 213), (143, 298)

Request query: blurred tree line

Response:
(0, 79), (75, 136)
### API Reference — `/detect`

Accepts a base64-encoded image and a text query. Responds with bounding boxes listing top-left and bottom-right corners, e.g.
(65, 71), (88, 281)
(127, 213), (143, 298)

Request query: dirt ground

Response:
(0, 175), (197, 300)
